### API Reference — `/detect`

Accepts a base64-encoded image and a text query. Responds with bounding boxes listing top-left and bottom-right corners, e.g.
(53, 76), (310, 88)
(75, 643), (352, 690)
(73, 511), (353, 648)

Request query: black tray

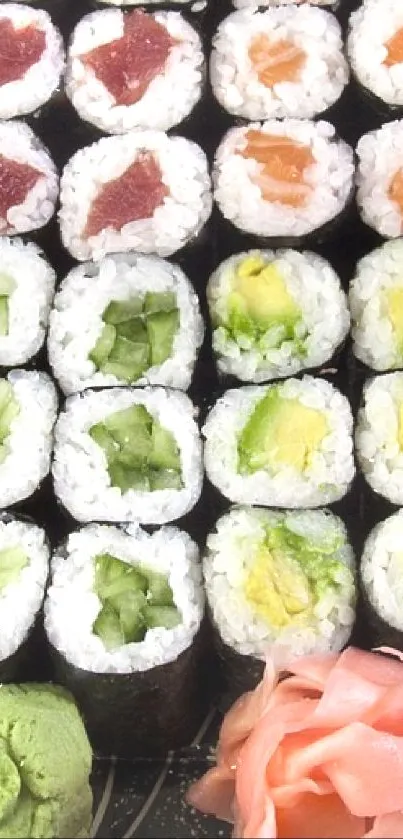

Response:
(5, 0), (400, 835)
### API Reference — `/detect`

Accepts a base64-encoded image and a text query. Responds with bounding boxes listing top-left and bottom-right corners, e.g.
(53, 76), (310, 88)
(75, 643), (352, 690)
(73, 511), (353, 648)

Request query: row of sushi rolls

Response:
(3, 0), (403, 836)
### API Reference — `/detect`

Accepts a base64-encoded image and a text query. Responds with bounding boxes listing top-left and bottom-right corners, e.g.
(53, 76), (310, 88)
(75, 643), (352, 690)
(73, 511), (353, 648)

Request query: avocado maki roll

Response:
(48, 253), (203, 395)
(205, 506), (356, 682)
(356, 372), (403, 506)
(208, 249), (349, 383)
(350, 240), (403, 372)
(361, 510), (403, 650)
(0, 370), (57, 507)
(52, 387), (202, 524)
(44, 523), (206, 757)
(0, 237), (55, 367)
(203, 376), (354, 508)
(0, 514), (49, 682)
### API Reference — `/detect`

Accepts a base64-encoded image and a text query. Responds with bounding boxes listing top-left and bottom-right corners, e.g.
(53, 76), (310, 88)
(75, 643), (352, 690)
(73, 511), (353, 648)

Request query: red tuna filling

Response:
(85, 151), (169, 239)
(0, 19), (46, 87)
(0, 155), (42, 220)
(81, 9), (176, 107)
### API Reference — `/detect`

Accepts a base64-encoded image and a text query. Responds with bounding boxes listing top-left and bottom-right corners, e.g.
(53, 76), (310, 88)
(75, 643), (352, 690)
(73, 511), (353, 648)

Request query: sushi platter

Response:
(3, 0), (403, 836)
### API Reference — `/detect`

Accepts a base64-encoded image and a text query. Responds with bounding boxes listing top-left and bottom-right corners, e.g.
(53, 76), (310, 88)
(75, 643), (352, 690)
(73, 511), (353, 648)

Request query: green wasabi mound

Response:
(0, 683), (93, 839)
(89, 292), (179, 383)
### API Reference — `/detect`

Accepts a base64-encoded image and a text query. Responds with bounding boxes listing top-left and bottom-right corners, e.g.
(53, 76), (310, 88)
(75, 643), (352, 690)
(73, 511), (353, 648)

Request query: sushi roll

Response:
(356, 121), (403, 239)
(44, 523), (206, 757)
(0, 370), (57, 507)
(0, 3), (64, 120)
(66, 9), (204, 134)
(213, 120), (354, 240)
(361, 509), (403, 650)
(348, 0), (403, 111)
(203, 376), (355, 508)
(208, 249), (349, 383)
(350, 240), (403, 372)
(211, 7), (348, 121)
(48, 254), (203, 395)
(52, 387), (203, 524)
(59, 131), (212, 261)
(205, 506), (356, 686)
(0, 120), (58, 235)
(356, 372), (403, 506)
(0, 514), (49, 682)
(0, 237), (55, 367)
(233, 1), (339, 7)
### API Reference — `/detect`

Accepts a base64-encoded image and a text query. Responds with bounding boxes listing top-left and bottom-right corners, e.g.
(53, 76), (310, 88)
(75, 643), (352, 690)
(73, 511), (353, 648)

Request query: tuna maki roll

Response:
(52, 387), (203, 524)
(348, 0), (403, 111)
(356, 372), (403, 506)
(59, 131), (212, 261)
(0, 3), (64, 120)
(44, 523), (206, 757)
(208, 249), (349, 383)
(0, 120), (58, 235)
(361, 509), (403, 650)
(213, 119), (354, 240)
(0, 370), (57, 507)
(211, 7), (348, 121)
(205, 506), (356, 678)
(48, 254), (203, 395)
(66, 9), (204, 134)
(203, 376), (354, 508)
(356, 121), (403, 238)
(0, 514), (49, 682)
(350, 240), (403, 372)
(0, 237), (55, 367)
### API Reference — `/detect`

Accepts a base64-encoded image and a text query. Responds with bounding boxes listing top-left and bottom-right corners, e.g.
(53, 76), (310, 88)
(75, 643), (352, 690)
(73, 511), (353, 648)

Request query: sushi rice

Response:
(48, 253), (204, 395)
(0, 515), (49, 662)
(44, 523), (203, 674)
(213, 119), (354, 239)
(349, 239), (403, 372)
(52, 386), (203, 524)
(204, 506), (356, 669)
(233, 1), (340, 8)
(203, 376), (355, 508)
(0, 370), (57, 507)
(211, 7), (348, 121)
(0, 237), (55, 367)
(356, 121), (403, 238)
(59, 130), (212, 261)
(361, 509), (403, 634)
(356, 371), (403, 506)
(208, 249), (349, 383)
(348, 0), (403, 108)
(66, 10), (204, 134)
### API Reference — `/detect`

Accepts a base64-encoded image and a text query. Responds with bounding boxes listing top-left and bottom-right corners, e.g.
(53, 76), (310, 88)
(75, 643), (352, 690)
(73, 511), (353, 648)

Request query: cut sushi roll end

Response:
(348, 2), (403, 109)
(356, 121), (403, 238)
(361, 510), (403, 648)
(356, 371), (403, 506)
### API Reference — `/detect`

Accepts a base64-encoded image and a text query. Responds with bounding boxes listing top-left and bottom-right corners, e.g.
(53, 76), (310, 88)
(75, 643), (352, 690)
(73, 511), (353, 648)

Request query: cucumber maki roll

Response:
(66, 9), (204, 134)
(205, 506), (356, 684)
(356, 372), (403, 506)
(356, 121), (403, 238)
(48, 254), (203, 395)
(349, 239), (403, 372)
(203, 376), (354, 508)
(52, 387), (203, 524)
(0, 514), (49, 682)
(0, 370), (57, 507)
(0, 237), (55, 367)
(208, 249), (349, 383)
(348, 0), (403, 111)
(211, 6), (348, 121)
(361, 509), (403, 650)
(44, 523), (206, 757)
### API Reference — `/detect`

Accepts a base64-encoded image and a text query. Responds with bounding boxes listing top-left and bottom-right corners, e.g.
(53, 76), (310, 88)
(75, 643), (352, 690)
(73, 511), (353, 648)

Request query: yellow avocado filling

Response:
(244, 545), (311, 628)
(385, 285), (403, 356)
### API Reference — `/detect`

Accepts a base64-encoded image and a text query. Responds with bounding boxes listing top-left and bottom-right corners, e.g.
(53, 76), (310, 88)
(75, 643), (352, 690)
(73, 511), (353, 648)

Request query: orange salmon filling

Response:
(248, 34), (306, 88)
(384, 28), (403, 67)
(388, 168), (403, 216)
(239, 129), (315, 208)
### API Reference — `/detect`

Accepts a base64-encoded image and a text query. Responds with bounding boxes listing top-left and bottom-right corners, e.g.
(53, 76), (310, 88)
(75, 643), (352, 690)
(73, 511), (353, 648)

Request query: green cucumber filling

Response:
(238, 386), (328, 476)
(0, 380), (19, 466)
(92, 552), (181, 650)
(89, 404), (183, 493)
(89, 291), (180, 383)
(0, 545), (28, 592)
(213, 255), (306, 355)
(0, 274), (16, 338)
(243, 522), (353, 629)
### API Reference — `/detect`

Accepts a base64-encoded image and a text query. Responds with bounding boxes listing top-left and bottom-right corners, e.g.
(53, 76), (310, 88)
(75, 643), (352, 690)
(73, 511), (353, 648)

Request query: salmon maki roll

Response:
(356, 121), (403, 238)
(348, 0), (403, 110)
(213, 119), (354, 240)
(211, 7), (348, 121)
